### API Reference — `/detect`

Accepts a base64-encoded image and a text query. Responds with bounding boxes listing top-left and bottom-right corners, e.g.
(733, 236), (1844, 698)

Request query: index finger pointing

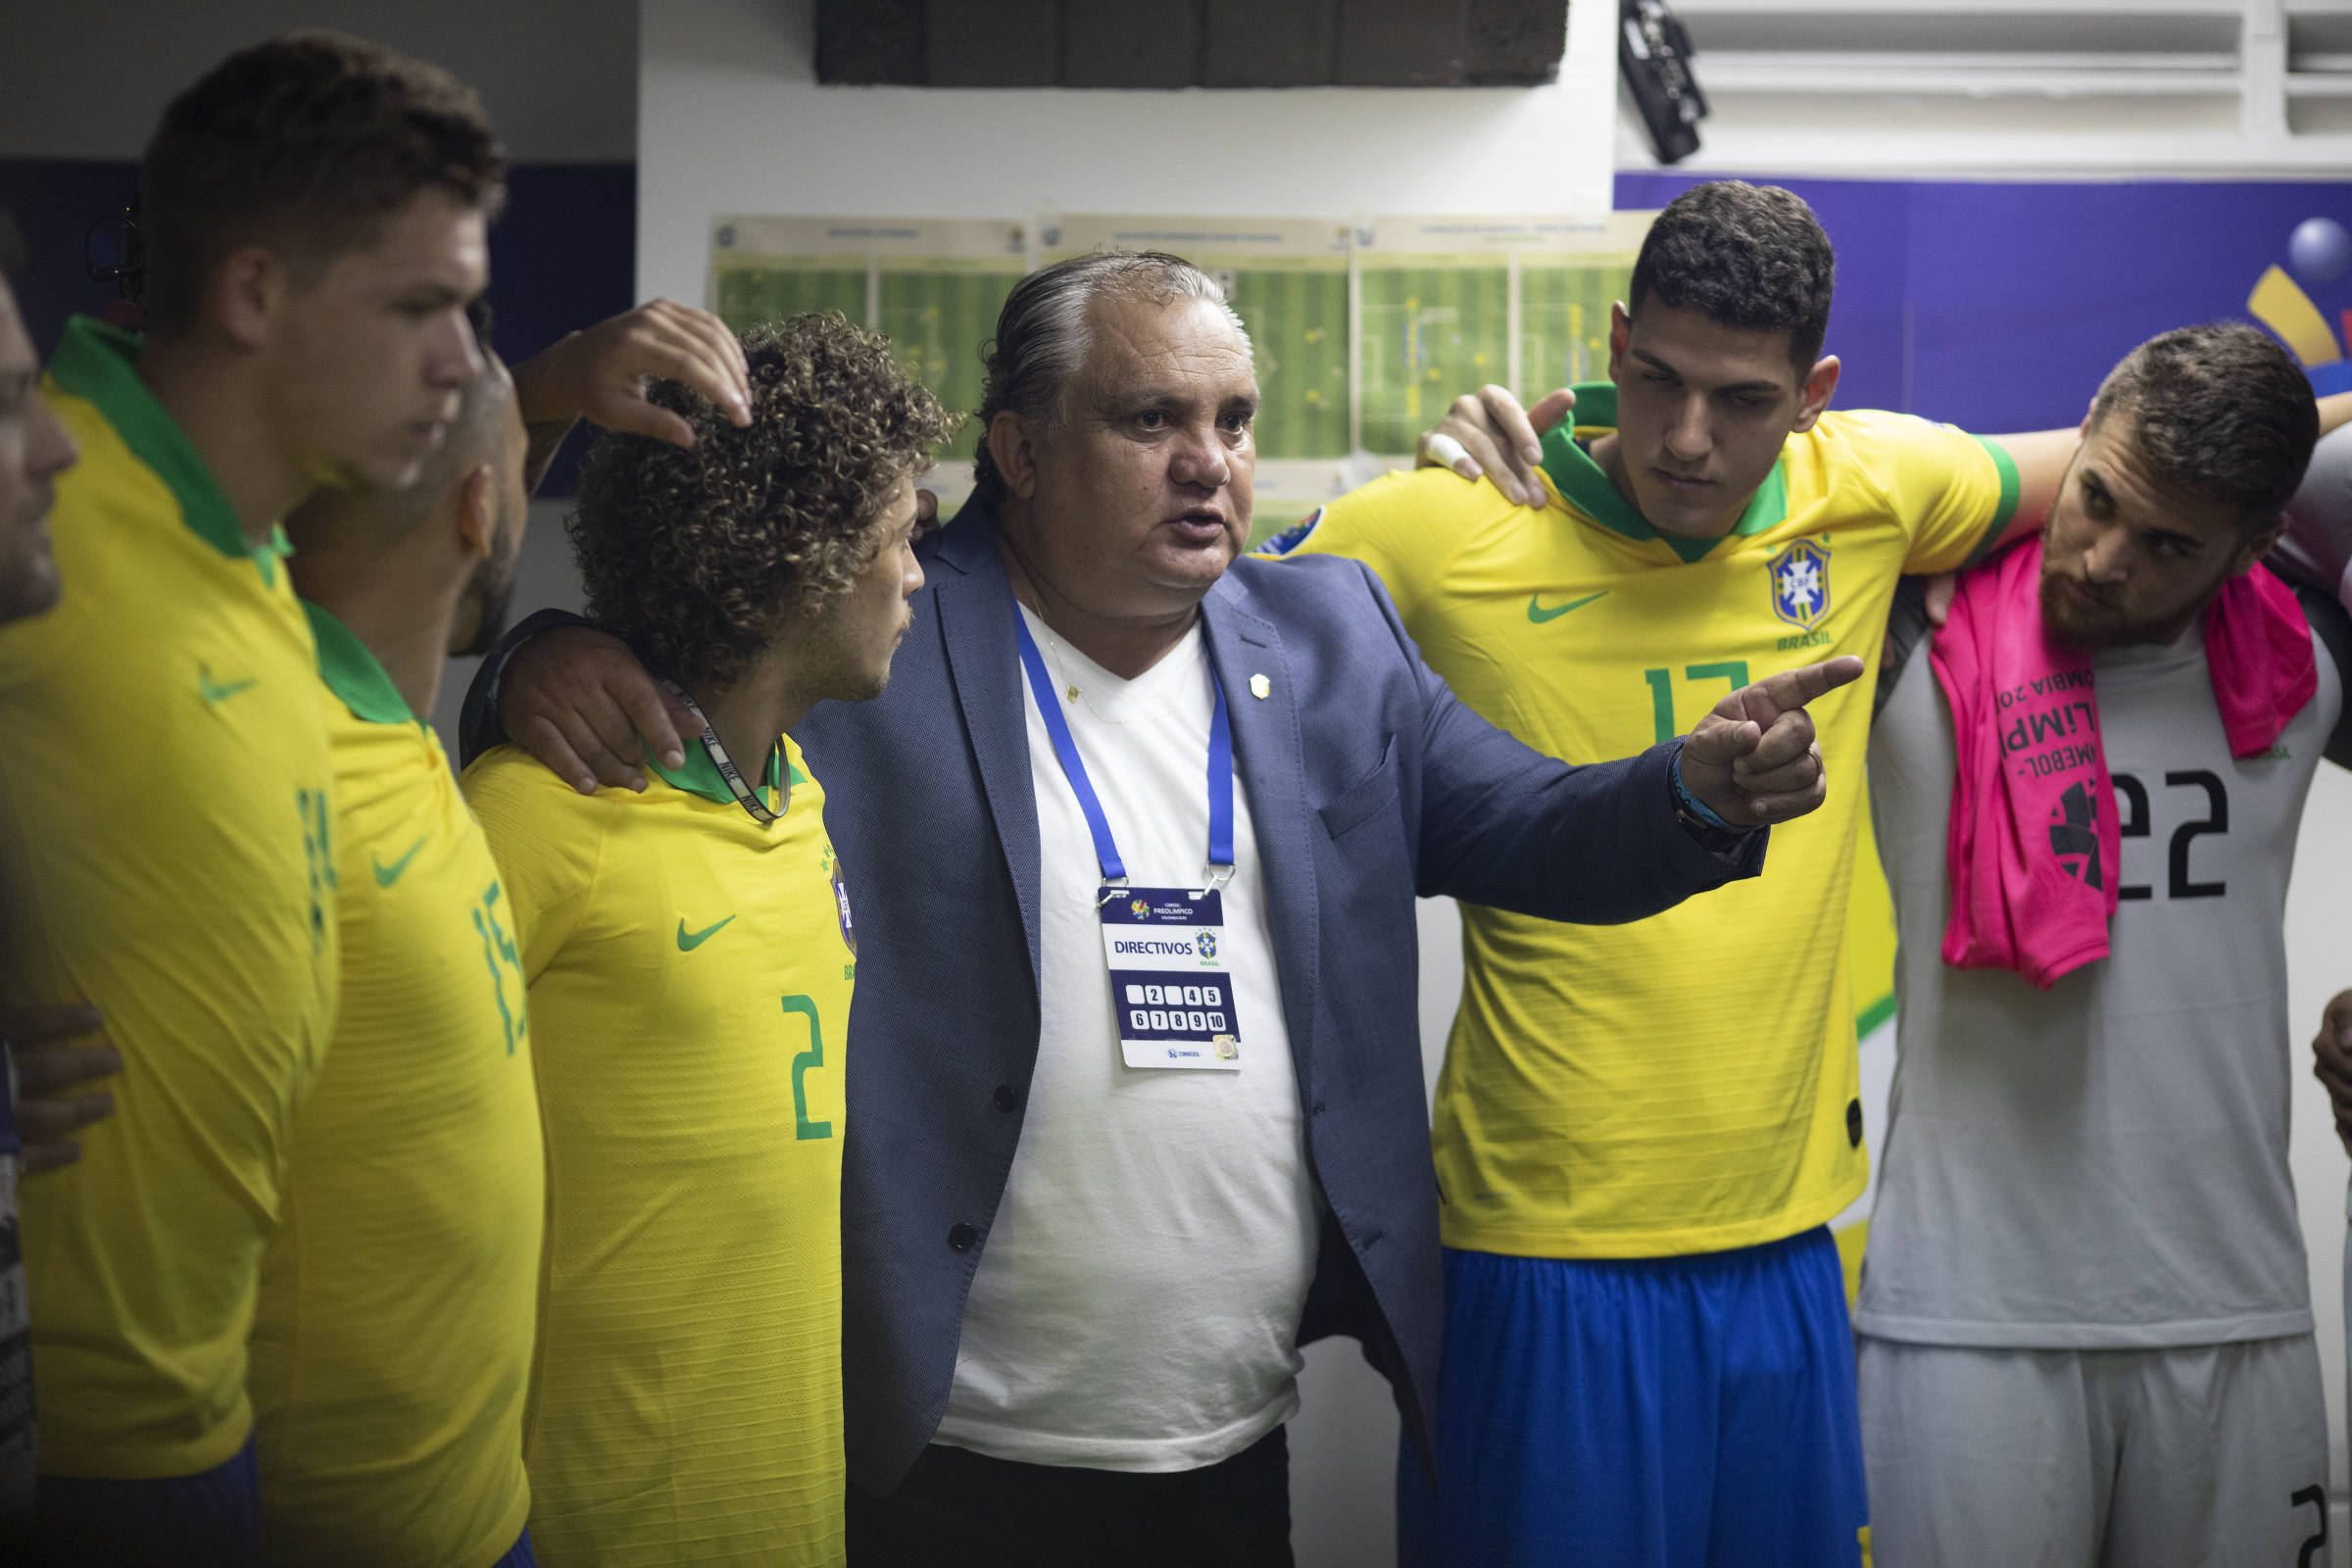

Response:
(1754, 656), (1866, 714)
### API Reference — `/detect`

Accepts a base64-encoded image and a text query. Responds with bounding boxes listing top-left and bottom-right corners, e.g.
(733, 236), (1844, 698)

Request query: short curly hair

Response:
(571, 313), (956, 691)
(1628, 181), (1836, 371)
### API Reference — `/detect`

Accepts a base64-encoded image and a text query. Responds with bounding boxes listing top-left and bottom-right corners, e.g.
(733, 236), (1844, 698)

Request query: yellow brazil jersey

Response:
(1272, 383), (2017, 1258)
(462, 730), (853, 1567)
(247, 604), (542, 1567)
(0, 317), (338, 1475)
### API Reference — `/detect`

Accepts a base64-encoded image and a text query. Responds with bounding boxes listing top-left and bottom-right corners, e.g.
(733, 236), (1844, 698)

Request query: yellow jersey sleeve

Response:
(1261, 466), (1517, 624)
(1819, 408), (2021, 575)
(460, 747), (612, 980)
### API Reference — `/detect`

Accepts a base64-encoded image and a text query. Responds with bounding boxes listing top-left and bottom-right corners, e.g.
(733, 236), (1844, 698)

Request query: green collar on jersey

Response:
(1538, 379), (1789, 564)
(302, 600), (419, 728)
(47, 317), (287, 583)
(649, 729), (803, 810)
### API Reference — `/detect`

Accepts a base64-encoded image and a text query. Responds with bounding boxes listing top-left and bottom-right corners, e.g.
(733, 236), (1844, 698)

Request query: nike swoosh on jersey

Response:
(199, 666), (259, 704)
(1527, 590), (1609, 623)
(371, 839), (426, 888)
(676, 915), (736, 952)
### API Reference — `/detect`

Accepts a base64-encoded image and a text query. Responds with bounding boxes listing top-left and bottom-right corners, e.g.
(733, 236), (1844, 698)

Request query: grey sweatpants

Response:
(1858, 1334), (2329, 1568)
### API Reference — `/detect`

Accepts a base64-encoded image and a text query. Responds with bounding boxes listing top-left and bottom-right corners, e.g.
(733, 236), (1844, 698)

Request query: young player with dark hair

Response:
(0, 32), (500, 1562)
(1261, 180), (2340, 1565)
(463, 314), (950, 1565)
(1860, 323), (2340, 1566)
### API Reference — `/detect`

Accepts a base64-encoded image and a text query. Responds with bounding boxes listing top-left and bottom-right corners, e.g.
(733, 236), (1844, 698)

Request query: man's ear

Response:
(987, 411), (1042, 502)
(1790, 355), (1841, 433)
(2233, 514), (2289, 575)
(1606, 302), (1631, 383)
(210, 247), (286, 353)
(452, 463), (497, 559)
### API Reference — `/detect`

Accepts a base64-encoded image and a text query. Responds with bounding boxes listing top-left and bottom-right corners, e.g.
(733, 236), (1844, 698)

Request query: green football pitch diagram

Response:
(1357, 260), (1631, 454)
(712, 260), (1019, 462)
(1217, 266), (1350, 460)
(710, 217), (1641, 470)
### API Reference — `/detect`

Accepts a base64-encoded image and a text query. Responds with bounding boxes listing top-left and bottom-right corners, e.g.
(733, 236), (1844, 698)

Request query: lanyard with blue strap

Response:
(1012, 602), (1245, 1068)
(1011, 607), (1235, 897)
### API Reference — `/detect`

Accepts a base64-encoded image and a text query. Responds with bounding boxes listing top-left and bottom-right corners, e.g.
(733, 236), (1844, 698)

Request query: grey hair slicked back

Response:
(970, 249), (1250, 502)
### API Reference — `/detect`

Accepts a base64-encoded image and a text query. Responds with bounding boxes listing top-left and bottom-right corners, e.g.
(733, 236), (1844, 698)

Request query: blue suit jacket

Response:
(464, 495), (1763, 1494)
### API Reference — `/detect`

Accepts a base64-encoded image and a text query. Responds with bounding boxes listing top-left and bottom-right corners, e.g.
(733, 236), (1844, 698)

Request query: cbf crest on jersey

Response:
(1768, 538), (1832, 630)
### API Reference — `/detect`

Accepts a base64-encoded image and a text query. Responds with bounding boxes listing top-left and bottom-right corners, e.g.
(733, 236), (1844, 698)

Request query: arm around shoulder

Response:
(457, 609), (692, 792)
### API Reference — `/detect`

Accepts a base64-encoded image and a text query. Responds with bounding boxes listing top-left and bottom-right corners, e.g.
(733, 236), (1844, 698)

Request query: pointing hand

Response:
(1677, 656), (1866, 829)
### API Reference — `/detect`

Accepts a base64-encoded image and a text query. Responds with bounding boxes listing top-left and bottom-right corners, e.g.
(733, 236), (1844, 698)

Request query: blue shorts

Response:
(1397, 1228), (1866, 1568)
(490, 1525), (537, 1568)
(32, 1436), (258, 1567)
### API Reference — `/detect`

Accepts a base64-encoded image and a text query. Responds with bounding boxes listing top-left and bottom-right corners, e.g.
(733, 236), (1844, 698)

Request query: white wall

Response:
(637, 5), (1613, 1562)
(635, 0), (1615, 306)
(0, 0), (636, 162)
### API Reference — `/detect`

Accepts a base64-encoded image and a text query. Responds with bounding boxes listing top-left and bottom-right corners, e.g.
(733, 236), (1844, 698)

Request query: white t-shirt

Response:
(1860, 615), (2343, 1348)
(933, 608), (1321, 1472)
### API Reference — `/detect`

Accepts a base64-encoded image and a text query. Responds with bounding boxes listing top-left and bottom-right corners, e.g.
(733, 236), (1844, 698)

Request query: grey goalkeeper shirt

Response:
(1858, 591), (2352, 1348)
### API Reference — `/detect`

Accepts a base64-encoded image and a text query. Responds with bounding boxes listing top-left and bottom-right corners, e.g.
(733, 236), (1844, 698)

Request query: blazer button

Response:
(948, 1222), (978, 1252)
(993, 1084), (1019, 1112)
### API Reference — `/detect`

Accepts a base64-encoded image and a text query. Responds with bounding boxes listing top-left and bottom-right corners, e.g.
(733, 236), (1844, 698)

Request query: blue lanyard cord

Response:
(1206, 671), (1233, 869)
(1011, 607), (1235, 886)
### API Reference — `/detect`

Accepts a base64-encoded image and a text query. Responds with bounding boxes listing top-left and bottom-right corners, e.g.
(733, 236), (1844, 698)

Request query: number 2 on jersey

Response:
(1642, 662), (1750, 745)
(781, 995), (833, 1141)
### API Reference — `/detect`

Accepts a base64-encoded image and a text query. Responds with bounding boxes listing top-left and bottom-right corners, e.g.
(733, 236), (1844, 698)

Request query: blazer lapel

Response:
(930, 502), (1045, 989)
(1201, 577), (1321, 1096)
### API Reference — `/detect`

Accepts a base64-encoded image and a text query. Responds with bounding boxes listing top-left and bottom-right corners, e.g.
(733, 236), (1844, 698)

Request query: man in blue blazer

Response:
(466, 252), (1856, 1564)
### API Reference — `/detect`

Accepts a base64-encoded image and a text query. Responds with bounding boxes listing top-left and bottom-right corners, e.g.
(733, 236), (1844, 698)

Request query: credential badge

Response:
(832, 858), (857, 955)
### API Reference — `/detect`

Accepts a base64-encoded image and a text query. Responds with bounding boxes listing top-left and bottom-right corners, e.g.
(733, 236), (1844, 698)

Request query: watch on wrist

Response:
(1669, 748), (1757, 852)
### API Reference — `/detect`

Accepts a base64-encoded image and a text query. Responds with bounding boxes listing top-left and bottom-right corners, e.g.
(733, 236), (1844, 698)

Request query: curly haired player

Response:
(462, 312), (951, 1566)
